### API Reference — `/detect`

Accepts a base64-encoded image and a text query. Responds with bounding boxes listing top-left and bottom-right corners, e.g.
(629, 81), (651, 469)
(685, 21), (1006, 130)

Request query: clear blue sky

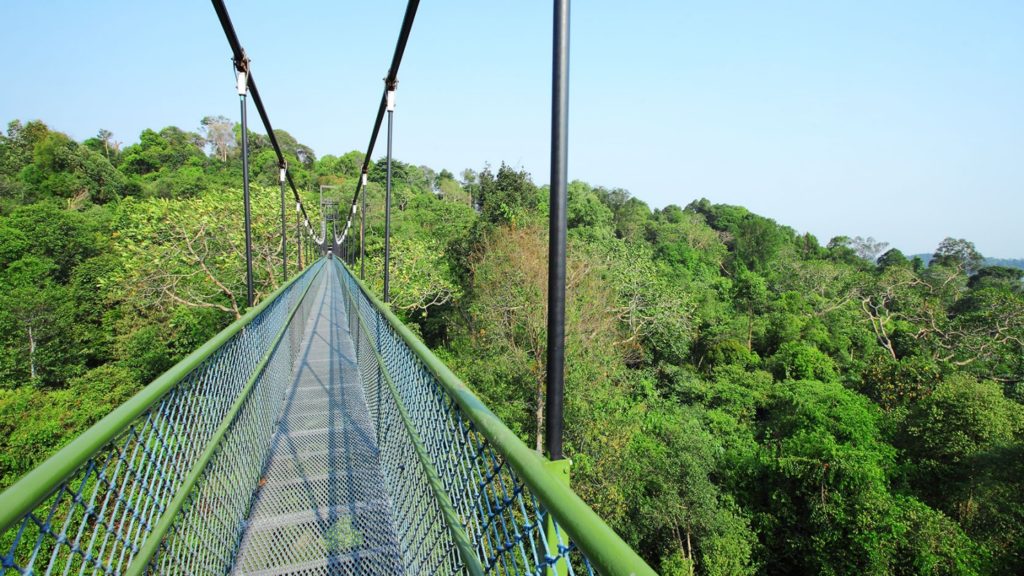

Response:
(2, 1), (1021, 257)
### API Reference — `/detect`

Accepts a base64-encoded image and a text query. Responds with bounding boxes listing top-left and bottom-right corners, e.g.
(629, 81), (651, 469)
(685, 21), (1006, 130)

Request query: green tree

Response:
(475, 163), (538, 225)
(932, 238), (984, 276)
(0, 364), (138, 490)
(768, 342), (838, 383)
(0, 257), (64, 386)
(900, 374), (1024, 571)
(902, 374), (1022, 501)
(567, 180), (614, 238)
(364, 236), (462, 315)
(114, 187), (288, 320)
(614, 196), (651, 242)
(751, 380), (900, 575)
(0, 120), (50, 178)
(877, 248), (909, 270)
(624, 402), (756, 576)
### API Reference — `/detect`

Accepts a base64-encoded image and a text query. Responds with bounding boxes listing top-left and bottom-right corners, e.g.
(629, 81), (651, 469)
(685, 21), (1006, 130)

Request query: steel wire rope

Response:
(336, 0), (421, 257)
(211, 0), (325, 253)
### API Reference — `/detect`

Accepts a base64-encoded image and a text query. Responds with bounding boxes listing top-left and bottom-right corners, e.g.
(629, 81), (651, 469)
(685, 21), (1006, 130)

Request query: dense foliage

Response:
(1, 119), (1021, 575)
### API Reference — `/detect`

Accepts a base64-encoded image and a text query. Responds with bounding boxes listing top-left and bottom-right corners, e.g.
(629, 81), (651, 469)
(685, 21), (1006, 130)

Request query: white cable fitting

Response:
(361, 173), (368, 186)
(386, 90), (396, 112)
(236, 70), (248, 96)
(296, 202), (301, 212)
(279, 168), (286, 183)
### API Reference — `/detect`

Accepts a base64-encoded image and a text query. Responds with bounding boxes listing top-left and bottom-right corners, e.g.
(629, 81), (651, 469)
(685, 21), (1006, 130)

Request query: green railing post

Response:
(544, 459), (571, 576)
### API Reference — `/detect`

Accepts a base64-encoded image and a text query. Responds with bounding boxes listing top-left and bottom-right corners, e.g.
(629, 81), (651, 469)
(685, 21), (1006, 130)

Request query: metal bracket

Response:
(236, 69), (248, 96)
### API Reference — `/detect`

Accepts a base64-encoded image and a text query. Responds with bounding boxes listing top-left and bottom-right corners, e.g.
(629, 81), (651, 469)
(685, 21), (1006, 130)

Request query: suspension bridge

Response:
(0, 1), (655, 574)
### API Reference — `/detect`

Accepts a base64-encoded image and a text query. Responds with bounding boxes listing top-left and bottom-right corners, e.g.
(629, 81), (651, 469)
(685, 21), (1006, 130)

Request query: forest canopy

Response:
(1, 118), (1022, 575)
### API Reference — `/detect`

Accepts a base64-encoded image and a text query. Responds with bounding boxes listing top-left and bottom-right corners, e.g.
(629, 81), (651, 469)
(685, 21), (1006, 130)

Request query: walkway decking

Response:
(232, 265), (404, 575)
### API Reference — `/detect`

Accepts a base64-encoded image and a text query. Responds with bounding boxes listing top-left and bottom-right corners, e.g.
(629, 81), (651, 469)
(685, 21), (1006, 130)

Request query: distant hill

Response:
(913, 254), (1024, 270)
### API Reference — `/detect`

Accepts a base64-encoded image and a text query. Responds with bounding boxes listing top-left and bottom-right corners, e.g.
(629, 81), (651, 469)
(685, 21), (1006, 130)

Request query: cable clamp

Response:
(361, 171), (368, 187)
(386, 89), (397, 112)
(279, 162), (287, 183)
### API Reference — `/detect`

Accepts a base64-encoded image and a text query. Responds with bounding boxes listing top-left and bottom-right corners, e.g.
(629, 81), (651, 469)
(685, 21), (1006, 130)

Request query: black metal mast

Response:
(384, 89), (395, 302)
(279, 163), (287, 279)
(238, 65), (254, 308)
(545, 0), (570, 461)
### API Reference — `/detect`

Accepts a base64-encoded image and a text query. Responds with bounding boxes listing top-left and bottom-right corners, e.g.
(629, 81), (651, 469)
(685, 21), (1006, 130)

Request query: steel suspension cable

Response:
(337, 0), (421, 268)
(211, 0), (323, 252)
(212, 0), (420, 260)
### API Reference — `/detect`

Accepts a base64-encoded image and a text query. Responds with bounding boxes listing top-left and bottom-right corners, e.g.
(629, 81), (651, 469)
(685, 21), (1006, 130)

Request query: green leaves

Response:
(1, 115), (1021, 574)
(475, 163), (538, 226)
(367, 236), (462, 314)
(114, 186), (288, 320)
(623, 402), (756, 575)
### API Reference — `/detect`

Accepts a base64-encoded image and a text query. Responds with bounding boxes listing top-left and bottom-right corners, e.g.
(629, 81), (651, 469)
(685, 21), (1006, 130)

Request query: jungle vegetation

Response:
(1, 118), (1021, 575)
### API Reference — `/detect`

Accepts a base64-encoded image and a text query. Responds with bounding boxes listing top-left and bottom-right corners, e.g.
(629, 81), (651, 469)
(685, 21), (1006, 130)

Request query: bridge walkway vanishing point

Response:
(231, 262), (404, 575)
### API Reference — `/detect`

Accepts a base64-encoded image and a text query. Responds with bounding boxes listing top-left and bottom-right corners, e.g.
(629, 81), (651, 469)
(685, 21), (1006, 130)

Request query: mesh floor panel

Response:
(232, 266), (404, 576)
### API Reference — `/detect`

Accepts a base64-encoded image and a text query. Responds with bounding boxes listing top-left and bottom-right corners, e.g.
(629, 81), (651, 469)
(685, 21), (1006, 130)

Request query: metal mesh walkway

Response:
(232, 264), (404, 575)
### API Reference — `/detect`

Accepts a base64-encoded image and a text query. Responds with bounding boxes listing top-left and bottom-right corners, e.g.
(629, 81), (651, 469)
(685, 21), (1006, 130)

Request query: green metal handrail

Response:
(343, 276), (485, 575)
(127, 261), (324, 575)
(337, 260), (657, 576)
(0, 260), (324, 576)
(0, 265), (315, 533)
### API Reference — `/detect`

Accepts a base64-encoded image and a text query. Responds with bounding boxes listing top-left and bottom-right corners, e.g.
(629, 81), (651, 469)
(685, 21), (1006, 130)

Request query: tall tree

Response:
(200, 115), (235, 161)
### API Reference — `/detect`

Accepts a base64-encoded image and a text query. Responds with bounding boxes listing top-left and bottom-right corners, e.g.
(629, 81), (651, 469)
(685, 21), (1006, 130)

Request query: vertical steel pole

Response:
(360, 172), (367, 280)
(544, 9), (572, 572)
(239, 69), (254, 308)
(545, 0), (570, 462)
(296, 208), (303, 270)
(279, 165), (287, 280)
(384, 89), (396, 303)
